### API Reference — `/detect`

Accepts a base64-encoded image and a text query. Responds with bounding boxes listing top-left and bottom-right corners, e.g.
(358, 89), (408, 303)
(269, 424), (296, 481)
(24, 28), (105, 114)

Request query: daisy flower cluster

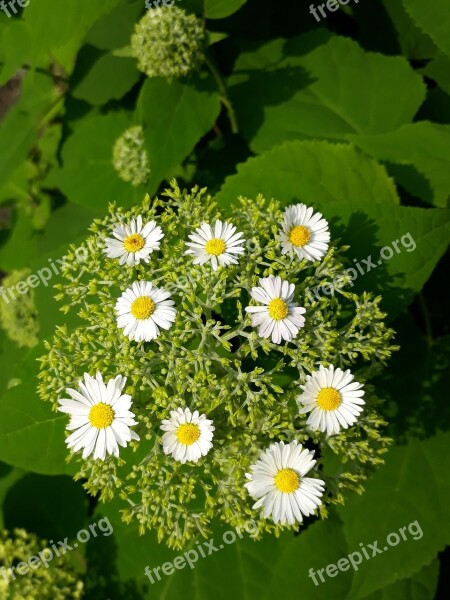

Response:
(39, 182), (397, 548)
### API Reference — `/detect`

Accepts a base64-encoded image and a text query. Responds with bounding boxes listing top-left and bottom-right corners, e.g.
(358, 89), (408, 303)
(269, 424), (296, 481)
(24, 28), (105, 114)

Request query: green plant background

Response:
(0, 0), (449, 598)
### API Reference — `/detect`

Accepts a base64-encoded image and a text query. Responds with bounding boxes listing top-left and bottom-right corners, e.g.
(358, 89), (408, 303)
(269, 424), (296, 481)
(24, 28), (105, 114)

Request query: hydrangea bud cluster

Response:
(131, 7), (205, 79)
(0, 529), (83, 599)
(39, 182), (397, 549)
(0, 269), (39, 348)
(112, 125), (150, 187)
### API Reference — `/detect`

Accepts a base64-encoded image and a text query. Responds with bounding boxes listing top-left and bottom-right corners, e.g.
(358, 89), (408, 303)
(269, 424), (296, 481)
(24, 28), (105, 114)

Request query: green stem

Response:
(204, 55), (239, 135)
(39, 96), (64, 129)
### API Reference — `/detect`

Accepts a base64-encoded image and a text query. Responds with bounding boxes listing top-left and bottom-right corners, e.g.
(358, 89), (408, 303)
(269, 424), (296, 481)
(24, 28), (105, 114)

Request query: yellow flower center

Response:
(176, 423), (201, 446)
(123, 233), (145, 253)
(131, 296), (155, 320)
(289, 225), (311, 247)
(317, 387), (342, 411)
(88, 403), (114, 429)
(205, 238), (226, 256)
(268, 298), (289, 321)
(274, 468), (300, 493)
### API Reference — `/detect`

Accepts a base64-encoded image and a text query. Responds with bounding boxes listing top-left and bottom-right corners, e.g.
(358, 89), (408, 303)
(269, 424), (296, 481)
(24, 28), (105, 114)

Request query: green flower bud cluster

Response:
(112, 125), (150, 187)
(131, 7), (205, 79)
(38, 182), (397, 549)
(0, 269), (39, 348)
(0, 529), (83, 599)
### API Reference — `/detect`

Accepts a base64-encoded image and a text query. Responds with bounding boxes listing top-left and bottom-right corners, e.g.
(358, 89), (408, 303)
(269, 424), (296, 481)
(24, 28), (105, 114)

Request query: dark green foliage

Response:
(0, 0), (449, 598)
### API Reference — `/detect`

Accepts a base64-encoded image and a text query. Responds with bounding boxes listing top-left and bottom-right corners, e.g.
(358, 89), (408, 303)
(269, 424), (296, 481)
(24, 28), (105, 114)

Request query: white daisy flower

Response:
(115, 281), (176, 342)
(104, 215), (163, 266)
(160, 407), (214, 464)
(279, 203), (330, 261)
(185, 220), (245, 271)
(298, 365), (365, 436)
(58, 372), (140, 461)
(245, 441), (325, 525)
(245, 275), (306, 344)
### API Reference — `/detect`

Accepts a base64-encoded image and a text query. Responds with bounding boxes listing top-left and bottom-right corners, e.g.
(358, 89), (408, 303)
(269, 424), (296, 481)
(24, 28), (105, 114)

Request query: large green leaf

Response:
(204, 0), (248, 19)
(0, 0), (123, 74)
(363, 560), (439, 600)
(93, 498), (351, 600)
(229, 35), (426, 152)
(71, 52), (141, 106)
(0, 21), (32, 84)
(30, 248), (86, 341)
(0, 381), (74, 475)
(403, 0), (450, 57)
(47, 112), (143, 210)
(217, 139), (399, 208)
(339, 431), (450, 599)
(0, 346), (74, 475)
(0, 464), (24, 529)
(137, 76), (221, 189)
(382, 0), (437, 59)
(0, 161), (29, 206)
(0, 71), (57, 192)
(3, 474), (88, 540)
(375, 315), (450, 440)
(217, 140), (450, 315)
(324, 201), (450, 316)
(422, 53), (450, 96)
(0, 203), (98, 272)
(0, 333), (28, 396)
(352, 122), (450, 207)
(87, 436), (448, 600)
(84, 0), (144, 51)
(35, 200), (98, 257)
(0, 207), (38, 270)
